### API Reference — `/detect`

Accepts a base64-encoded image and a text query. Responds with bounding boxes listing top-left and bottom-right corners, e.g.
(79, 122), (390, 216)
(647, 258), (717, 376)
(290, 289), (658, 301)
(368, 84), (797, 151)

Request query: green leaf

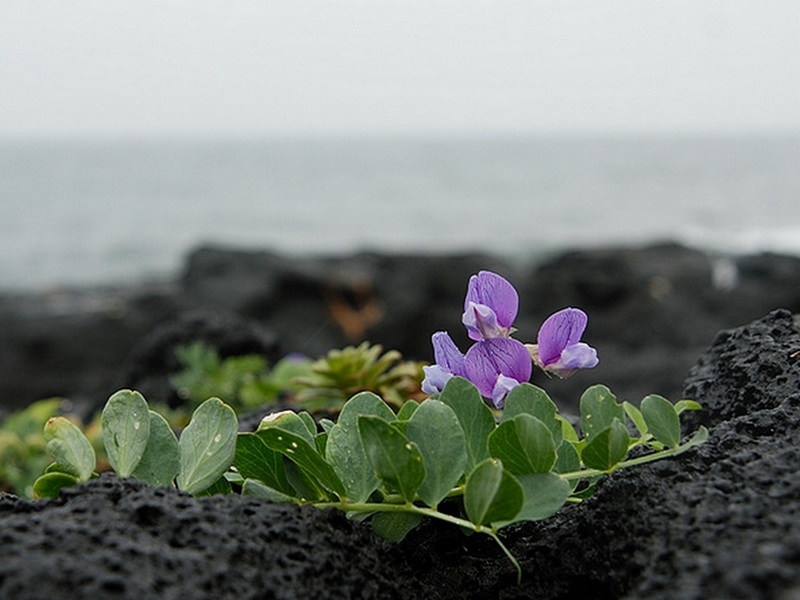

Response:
(501, 384), (563, 448)
(464, 458), (523, 526)
(623, 401), (648, 438)
(580, 385), (624, 441)
(406, 399), (468, 507)
(325, 392), (395, 502)
(358, 415), (425, 502)
(177, 397), (238, 495)
(284, 460), (326, 501)
(641, 394), (681, 448)
(131, 410), (180, 487)
(234, 432), (294, 496)
(101, 390), (151, 478)
(396, 400), (419, 421)
(371, 512), (424, 542)
(581, 419), (630, 471)
(488, 414), (556, 475)
(676, 425), (709, 454)
(258, 427), (346, 498)
(559, 415), (579, 443)
(258, 410), (315, 446)
(193, 475), (232, 496)
(552, 441), (581, 491)
(32, 471), (80, 499)
(675, 399), (703, 414)
(297, 411), (318, 437)
(241, 478), (296, 503)
(43, 417), (96, 481)
(438, 377), (495, 472)
(498, 473), (570, 525)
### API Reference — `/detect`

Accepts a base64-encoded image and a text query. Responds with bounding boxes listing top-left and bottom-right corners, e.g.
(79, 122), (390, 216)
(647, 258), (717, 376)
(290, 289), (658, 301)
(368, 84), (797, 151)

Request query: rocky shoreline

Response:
(2, 242), (799, 417)
(1, 307), (798, 599)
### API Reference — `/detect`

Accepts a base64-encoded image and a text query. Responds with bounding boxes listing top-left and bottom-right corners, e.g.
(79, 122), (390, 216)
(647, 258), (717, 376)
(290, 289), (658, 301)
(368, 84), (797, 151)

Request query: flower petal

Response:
(560, 342), (599, 371)
(462, 302), (505, 341)
(491, 375), (520, 409)
(431, 331), (466, 377)
(536, 308), (589, 366)
(463, 271), (519, 331)
(464, 338), (532, 399)
(421, 364), (454, 394)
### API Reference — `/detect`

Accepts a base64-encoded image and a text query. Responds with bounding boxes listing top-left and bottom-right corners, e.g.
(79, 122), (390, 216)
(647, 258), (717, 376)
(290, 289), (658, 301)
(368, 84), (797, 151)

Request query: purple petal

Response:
(421, 364), (453, 394)
(463, 271), (519, 331)
(462, 302), (505, 341)
(536, 308), (589, 366)
(560, 342), (599, 370)
(491, 375), (520, 409)
(431, 331), (466, 377)
(464, 338), (532, 399)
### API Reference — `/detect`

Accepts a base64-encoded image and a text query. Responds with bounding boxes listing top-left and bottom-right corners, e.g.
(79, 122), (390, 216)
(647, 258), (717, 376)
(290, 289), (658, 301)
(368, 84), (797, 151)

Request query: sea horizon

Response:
(2, 134), (799, 292)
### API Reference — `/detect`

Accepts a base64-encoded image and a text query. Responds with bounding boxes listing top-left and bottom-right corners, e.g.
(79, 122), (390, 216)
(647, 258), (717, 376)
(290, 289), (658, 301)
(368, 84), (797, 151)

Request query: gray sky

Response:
(2, 0), (799, 138)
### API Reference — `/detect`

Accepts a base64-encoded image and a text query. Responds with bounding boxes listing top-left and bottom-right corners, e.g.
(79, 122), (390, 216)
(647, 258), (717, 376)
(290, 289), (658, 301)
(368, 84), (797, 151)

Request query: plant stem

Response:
(559, 434), (705, 481)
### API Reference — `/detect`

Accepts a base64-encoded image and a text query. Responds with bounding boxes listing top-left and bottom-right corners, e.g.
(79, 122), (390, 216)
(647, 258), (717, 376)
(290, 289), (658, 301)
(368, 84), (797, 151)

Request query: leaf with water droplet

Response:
(131, 410), (180, 487)
(102, 390), (151, 478)
(326, 392), (395, 502)
(177, 397), (237, 495)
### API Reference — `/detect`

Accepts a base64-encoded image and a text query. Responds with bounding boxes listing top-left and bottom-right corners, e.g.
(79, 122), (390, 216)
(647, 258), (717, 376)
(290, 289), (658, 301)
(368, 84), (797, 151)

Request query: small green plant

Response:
(171, 342), (312, 412)
(170, 340), (424, 414)
(237, 379), (706, 582)
(0, 398), (64, 498)
(292, 342), (425, 411)
(33, 390), (237, 499)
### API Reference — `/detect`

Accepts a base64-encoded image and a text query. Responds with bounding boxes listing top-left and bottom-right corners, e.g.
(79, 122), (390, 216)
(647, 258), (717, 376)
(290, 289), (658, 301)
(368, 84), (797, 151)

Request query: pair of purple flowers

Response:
(421, 271), (599, 408)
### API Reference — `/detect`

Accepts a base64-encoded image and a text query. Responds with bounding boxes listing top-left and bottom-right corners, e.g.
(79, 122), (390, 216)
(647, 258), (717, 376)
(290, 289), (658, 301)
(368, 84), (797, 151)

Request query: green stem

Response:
(559, 438), (698, 482)
(311, 500), (481, 533)
(489, 531), (522, 585)
(310, 499), (521, 580)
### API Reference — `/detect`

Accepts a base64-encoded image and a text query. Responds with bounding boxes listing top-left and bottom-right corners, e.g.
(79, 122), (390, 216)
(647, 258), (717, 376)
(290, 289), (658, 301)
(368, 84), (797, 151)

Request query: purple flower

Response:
(529, 308), (599, 378)
(462, 271), (519, 341)
(464, 338), (532, 408)
(421, 331), (466, 394)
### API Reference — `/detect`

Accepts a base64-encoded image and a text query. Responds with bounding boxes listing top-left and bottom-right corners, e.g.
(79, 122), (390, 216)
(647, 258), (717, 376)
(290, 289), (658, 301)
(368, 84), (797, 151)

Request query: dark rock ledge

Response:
(1, 309), (799, 599)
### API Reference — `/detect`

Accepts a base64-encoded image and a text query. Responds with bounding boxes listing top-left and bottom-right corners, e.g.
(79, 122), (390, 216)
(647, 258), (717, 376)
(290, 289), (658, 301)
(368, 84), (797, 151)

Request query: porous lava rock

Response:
(1, 309), (799, 599)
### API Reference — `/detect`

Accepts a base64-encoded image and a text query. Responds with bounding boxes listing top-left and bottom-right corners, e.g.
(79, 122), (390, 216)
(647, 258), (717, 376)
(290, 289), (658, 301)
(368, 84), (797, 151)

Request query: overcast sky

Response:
(2, 1), (799, 138)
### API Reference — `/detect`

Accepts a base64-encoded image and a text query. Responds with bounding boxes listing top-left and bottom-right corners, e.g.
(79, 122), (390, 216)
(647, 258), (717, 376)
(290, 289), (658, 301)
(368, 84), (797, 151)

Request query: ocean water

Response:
(1, 136), (799, 291)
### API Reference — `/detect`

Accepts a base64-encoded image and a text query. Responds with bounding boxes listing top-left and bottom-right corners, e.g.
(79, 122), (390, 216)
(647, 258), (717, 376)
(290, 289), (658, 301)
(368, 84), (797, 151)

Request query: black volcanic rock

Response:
(1, 309), (799, 599)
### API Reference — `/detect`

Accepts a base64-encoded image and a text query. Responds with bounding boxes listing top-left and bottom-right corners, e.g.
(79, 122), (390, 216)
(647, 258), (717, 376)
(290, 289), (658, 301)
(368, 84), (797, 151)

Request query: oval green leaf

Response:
(406, 399), (468, 507)
(581, 419), (630, 471)
(497, 472), (570, 525)
(358, 415), (425, 502)
(579, 385), (624, 442)
(464, 458), (523, 526)
(102, 389), (151, 478)
(131, 410), (180, 487)
(326, 391), (395, 503)
(501, 384), (563, 448)
(32, 471), (80, 499)
(438, 376), (495, 472)
(177, 397), (238, 495)
(641, 394), (681, 448)
(488, 414), (556, 475)
(43, 416), (96, 481)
